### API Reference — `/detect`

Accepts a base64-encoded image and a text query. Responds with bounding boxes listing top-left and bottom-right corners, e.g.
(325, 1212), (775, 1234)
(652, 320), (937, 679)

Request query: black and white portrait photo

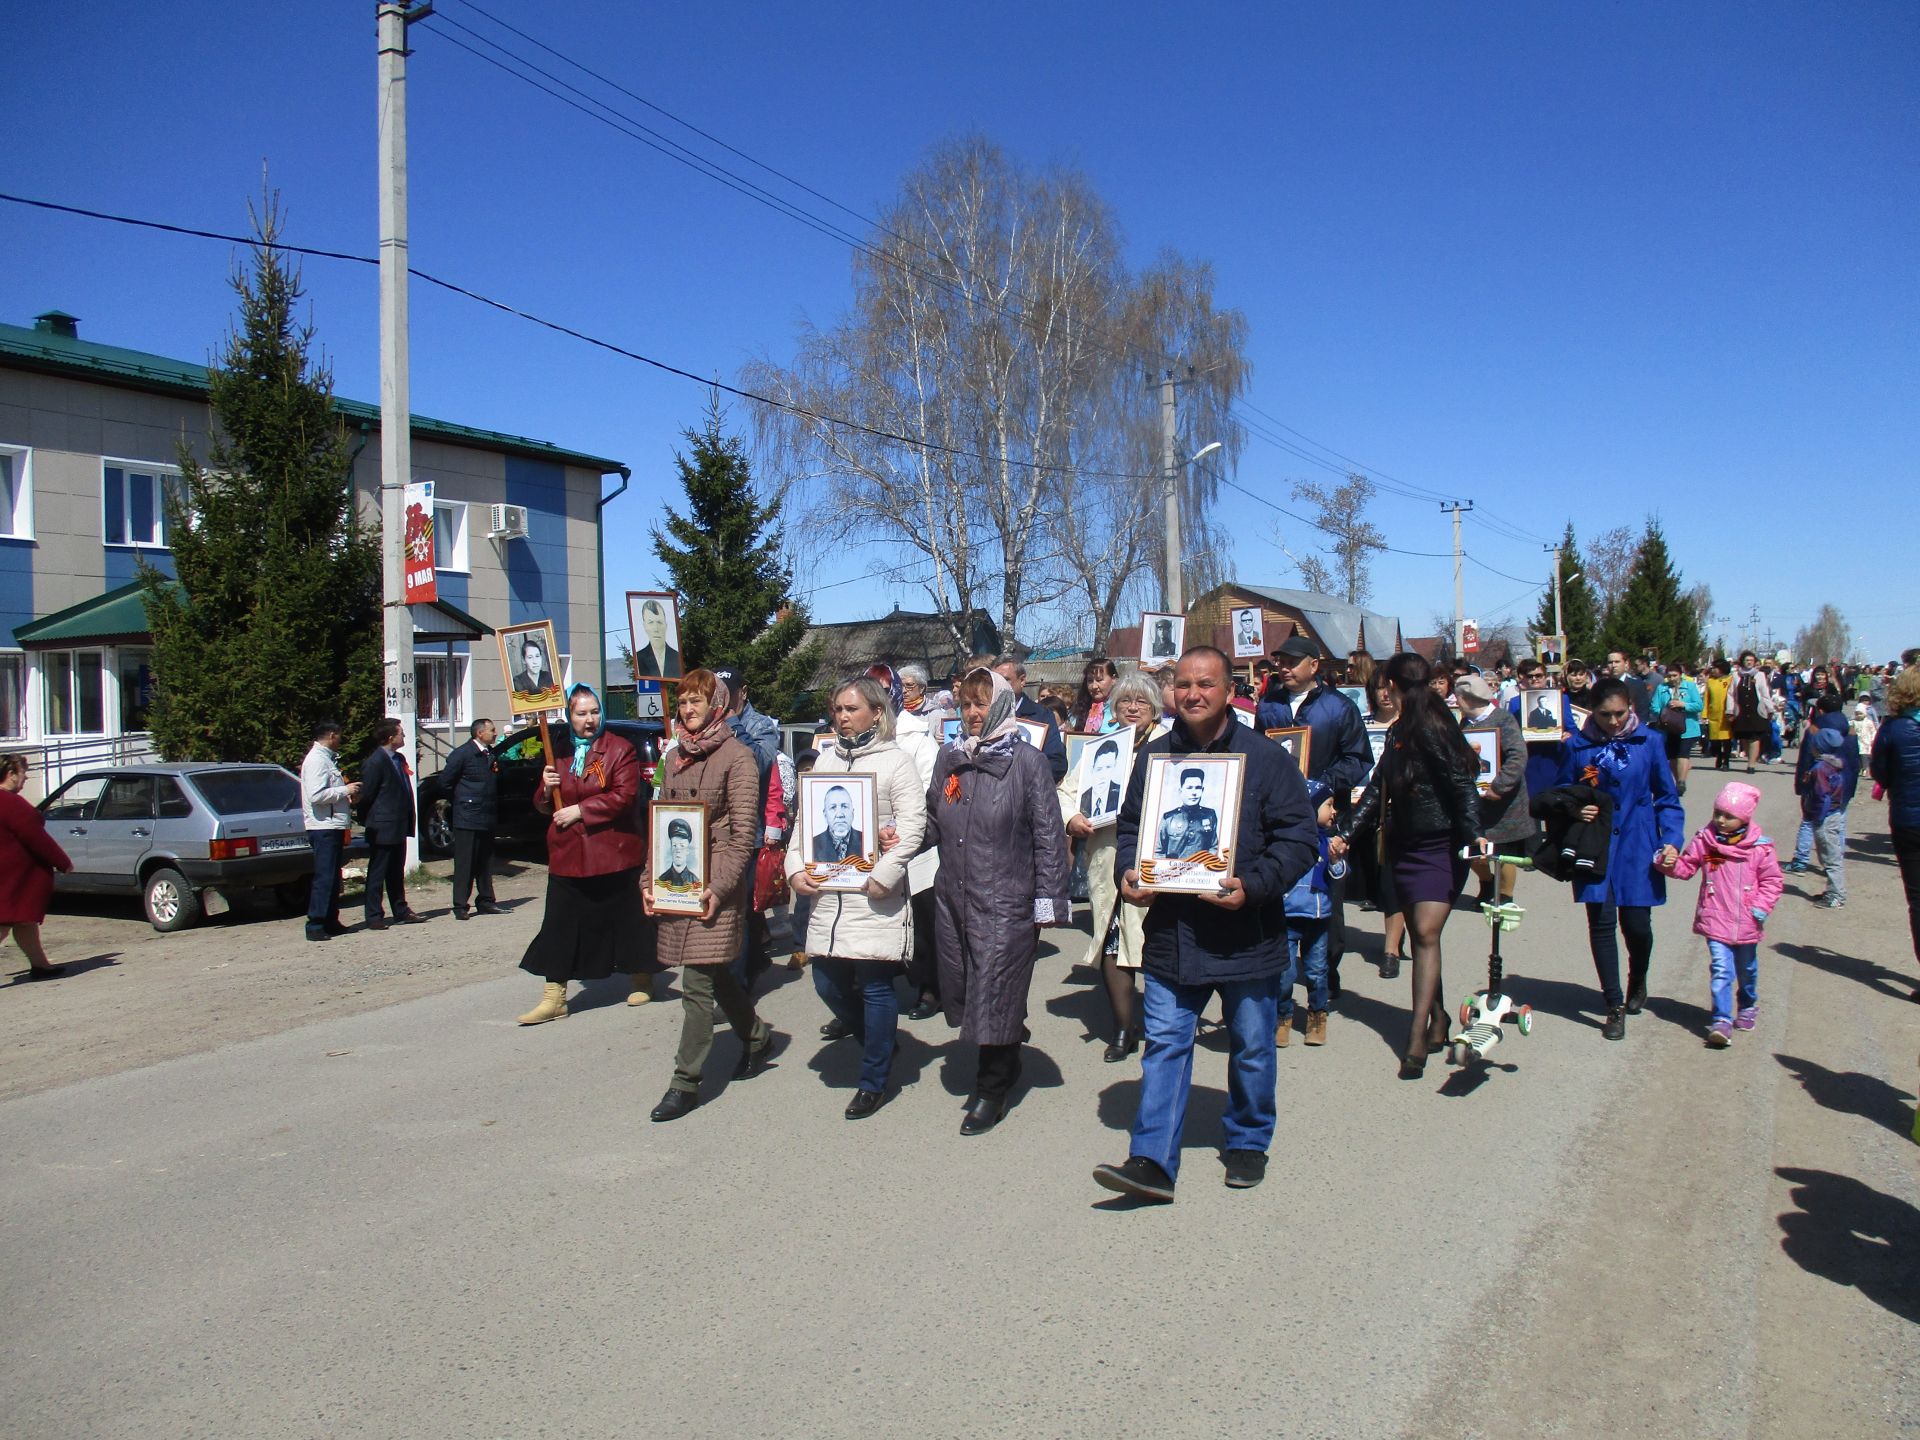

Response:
(799, 772), (878, 891)
(1264, 725), (1313, 776)
(1076, 735), (1134, 828)
(626, 591), (684, 681)
(1463, 726), (1502, 793)
(1139, 610), (1186, 664)
(650, 803), (707, 915)
(497, 619), (565, 717)
(1230, 606), (1265, 660)
(1521, 686), (1565, 741)
(1136, 752), (1246, 893)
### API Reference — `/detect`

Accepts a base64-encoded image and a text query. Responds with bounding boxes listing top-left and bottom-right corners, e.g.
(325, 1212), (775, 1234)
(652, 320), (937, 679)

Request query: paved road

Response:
(2, 772), (1914, 1438)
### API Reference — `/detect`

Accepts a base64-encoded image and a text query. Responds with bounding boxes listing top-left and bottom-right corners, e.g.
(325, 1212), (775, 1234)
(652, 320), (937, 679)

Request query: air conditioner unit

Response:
(487, 503), (528, 540)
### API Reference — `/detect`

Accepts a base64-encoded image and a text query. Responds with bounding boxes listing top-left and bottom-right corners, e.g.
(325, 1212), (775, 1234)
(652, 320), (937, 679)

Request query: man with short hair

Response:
(440, 716), (501, 920)
(358, 716), (425, 930)
(813, 783), (864, 862)
(1609, 649), (1650, 721)
(657, 816), (701, 892)
(300, 719), (360, 942)
(1155, 767), (1220, 859)
(1095, 646), (1318, 1202)
(1081, 739), (1124, 821)
(993, 656), (1069, 781)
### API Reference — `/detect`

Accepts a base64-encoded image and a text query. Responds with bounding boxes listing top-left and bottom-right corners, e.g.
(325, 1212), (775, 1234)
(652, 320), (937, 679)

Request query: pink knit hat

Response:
(1714, 782), (1761, 822)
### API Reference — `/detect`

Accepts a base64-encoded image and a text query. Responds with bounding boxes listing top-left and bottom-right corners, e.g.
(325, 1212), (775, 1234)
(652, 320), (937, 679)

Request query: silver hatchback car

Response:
(40, 762), (335, 932)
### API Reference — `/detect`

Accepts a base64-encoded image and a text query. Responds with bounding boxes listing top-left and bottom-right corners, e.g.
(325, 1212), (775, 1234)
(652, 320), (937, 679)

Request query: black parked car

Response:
(418, 718), (665, 858)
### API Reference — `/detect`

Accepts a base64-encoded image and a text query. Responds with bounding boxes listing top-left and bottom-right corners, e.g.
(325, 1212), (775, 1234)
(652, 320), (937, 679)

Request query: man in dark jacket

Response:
(1094, 647), (1318, 1203)
(994, 657), (1068, 781)
(440, 717), (501, 920)
(358, 716), (425, 930)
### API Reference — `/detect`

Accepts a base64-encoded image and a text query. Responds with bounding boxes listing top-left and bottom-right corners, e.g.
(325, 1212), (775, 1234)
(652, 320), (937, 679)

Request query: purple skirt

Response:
(1389, 830), (1468, 907)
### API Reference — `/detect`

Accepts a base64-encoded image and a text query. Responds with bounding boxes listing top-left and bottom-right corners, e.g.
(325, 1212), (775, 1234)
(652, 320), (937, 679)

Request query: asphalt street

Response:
(2, 772), (1914, 1438)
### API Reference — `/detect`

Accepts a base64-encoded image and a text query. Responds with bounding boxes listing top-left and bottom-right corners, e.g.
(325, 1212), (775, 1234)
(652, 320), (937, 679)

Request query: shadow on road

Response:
(1095, 1077), (1227, 1142)
(1775, 941), (1913, 1004)
(5, 952), (121, 985)
(1775, 1053), (1916, 1141)
(1775, 1167), (1920, 1323)
(1327, 987), (1407, 1058)
(1495, 973), (1605, 1031)
(806, 1028), (940, 1094)
(1841, 830), (1896, 868)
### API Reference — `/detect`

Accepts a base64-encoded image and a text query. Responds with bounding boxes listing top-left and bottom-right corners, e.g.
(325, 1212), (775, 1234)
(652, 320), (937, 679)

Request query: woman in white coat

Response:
(786, 675), (929, 1118)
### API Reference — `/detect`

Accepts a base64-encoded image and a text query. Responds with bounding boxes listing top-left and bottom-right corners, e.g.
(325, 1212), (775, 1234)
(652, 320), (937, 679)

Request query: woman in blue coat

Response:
(1555, 678), (1686, 1040)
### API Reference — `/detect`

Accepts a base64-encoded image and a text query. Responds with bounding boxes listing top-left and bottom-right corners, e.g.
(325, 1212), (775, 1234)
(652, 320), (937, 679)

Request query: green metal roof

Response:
(14, 580), (176, 648)
(0, 319), (625, 473)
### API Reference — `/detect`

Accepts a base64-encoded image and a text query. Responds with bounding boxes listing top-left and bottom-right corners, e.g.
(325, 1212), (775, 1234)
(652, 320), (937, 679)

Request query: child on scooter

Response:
(1657, 782), (1784, 1047)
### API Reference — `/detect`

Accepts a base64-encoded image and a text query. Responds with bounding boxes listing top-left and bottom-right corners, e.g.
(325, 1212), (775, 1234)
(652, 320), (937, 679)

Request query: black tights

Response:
(1103, 950), (1138, 1036)
(1585, 902), (1653, 1010)
(1401, 899), (1454, 1060)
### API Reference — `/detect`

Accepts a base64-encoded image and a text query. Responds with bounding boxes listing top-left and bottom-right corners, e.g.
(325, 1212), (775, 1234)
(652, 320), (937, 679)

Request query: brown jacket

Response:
(652, 732), (760, 968)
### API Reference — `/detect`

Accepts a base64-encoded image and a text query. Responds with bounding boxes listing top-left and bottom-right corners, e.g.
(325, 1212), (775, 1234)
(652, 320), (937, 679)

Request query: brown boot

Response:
(1275, 1014), (1293, 1047)
(627, 973), (653, 1007)
(1304, 1010), (1328, 1046)
(517, 982), (568, 1026)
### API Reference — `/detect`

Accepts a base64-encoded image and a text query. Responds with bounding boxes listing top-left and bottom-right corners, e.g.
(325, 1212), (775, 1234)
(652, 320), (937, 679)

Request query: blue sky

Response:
(5, 2), (1914, 657)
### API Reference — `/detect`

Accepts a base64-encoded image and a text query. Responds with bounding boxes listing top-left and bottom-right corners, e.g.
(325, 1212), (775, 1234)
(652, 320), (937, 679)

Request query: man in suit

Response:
(1156, 767), (1220, 859)
(1234, 609), (1261, 655)
(1080, 738), (1123, 822)
(439, 716), (501, 920)
(633, 599), (681, 679)
(511, 636), (557, 698)
(813, 784), (864, 863)
(358, 716), (425, 930)
(657, 816), (702, 893)
(992, 656), (1069, 781)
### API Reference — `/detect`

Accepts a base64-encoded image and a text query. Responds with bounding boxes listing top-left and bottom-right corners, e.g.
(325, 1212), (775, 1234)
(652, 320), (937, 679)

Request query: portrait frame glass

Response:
(1137, 751), (1246, 892)
(1264, 725), (1313, 776)
(1229, 605), (1266, 660)
(1519, 686), (1566, 742)
(1463, 726), (1502, 794)
(1012, 716), (1050, 751)
(1138, 610), (1187, 666)
(650, 802), (709, 915)
(799, 771), (879, 892)
(1062, 730), (1097, 777)
(939, 715), (964, 745)
(497, 618), (565, 718)
(1074, 732), (1135, 831)
(625, 590), (685, 683)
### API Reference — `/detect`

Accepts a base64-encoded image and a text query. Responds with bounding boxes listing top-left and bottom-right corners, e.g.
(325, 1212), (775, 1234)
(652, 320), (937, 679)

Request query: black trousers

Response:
(305, 828), (345, 927)
(451, 827), (495, 910)
(907, 889), (941, 1000)
(1326, 866), (1348, 970)
(364, 842), (409, 921)
(1894, 827), (1920, 968)
(976, 1041), (1022, 1100)
(1585, 902), (1653, 1010)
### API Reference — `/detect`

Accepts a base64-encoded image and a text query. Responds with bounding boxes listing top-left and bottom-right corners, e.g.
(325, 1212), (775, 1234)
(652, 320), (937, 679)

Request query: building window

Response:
(433, 501), (468, 573)
(119, 647), (155, 732)
(0, 446), (31, 539)
(415, 654), (467, 730)
(45, 650), (107, 735)
(0, 653), (24, 738)
(103, 461), (180, 548)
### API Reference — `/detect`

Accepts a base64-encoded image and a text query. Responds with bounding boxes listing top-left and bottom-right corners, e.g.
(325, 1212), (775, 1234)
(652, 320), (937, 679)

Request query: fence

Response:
(9, 733), (159, 803)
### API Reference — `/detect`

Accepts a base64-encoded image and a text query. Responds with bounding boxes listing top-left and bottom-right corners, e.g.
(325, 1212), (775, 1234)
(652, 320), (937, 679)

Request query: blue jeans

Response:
(1706, 939), (1758, 1024)
(812, 958), (899, 1094)
(305, 828), (345, 928)
(1130, 972), (1283, 1180)
(1815, 808), (1848, 902)
(1280, 917), (1329, 1015)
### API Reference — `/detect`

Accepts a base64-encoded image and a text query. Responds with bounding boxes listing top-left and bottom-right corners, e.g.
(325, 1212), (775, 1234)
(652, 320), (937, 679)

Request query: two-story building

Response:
(0, 310), (626, 796)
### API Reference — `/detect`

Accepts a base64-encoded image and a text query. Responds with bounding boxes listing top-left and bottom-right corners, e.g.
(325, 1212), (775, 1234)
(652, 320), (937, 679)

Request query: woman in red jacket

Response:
(514, 685), (653, 1024)
(0, 753), (74, 978)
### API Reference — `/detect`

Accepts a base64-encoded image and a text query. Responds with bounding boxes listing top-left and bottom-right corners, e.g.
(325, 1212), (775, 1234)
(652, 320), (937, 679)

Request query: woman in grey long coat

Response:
(926, 667), (1071, 1136)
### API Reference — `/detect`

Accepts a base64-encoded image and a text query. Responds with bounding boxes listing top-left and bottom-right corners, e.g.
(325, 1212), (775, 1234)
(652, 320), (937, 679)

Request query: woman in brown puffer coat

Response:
(643, 669), (774, 1123)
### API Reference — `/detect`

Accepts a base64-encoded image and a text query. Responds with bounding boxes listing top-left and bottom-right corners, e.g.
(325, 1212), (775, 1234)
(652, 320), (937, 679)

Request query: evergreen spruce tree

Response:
(651, 396), (819, 716)
(1600, 519), (1702, 665)
(140, 205), (381, 769)
(1533, 522), (1604, 666)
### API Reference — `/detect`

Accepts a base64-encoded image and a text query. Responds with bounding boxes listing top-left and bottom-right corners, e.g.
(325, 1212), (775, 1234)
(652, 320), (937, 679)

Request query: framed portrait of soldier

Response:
(1463, 726), (1502, 794)
(1229, 606), (1266, 660)
(1264, 725), (1313, 776)
(1012, 716), (1050, 750)
(1365, 723), (1391, 768)
(1075, 734), (1135, 830)
(626, 591), (684, 682)
(1139, 611), (1186, 665)
(939, 715), (964, 744)
(1136, 752), (1245, 893)
(1520, 686), (1566, 742)
(1062, 731), (1095, 777)
(650, 803), (708, 915)
(498, 619), (565, 717)
(799, 772), (878, 892)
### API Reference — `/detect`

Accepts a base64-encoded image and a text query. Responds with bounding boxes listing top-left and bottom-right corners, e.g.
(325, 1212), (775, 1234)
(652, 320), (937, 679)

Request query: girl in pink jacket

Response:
(1659, 782), (1784, 1047)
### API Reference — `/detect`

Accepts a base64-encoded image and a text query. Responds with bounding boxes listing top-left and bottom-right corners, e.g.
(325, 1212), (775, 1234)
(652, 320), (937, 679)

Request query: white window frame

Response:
(101, 458), (181, 550)
(433, 500), (469, 574)
(415, 653), (469, 732)
(0, 651), (25, 739)
(42, 648), (110, 737)
(0, 445), (32, 540)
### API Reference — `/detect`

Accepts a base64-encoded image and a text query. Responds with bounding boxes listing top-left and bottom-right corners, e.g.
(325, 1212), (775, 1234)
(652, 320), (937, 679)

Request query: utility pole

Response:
(1442, 501), (1472, 657)
(378, 1), (431, 867)
(1546, 541), (1566, 663)
(1160, 370), (1181, 614)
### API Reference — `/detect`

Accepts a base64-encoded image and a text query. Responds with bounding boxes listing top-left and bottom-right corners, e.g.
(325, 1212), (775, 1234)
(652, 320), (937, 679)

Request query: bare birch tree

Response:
(1288, 472), (1386, 604)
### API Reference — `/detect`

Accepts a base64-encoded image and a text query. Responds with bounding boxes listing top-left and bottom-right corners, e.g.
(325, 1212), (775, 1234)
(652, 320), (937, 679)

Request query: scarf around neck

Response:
(673, 677), (733, 767)
(835, 720), (883, 761)
(563, 684), (606, 777)
(959, 669), (1022, 757)
(1580, 707), (1642, 745)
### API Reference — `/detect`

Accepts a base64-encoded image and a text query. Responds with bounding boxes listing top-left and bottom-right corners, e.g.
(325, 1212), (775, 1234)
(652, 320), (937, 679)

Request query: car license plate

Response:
(259, 835), (309, 853)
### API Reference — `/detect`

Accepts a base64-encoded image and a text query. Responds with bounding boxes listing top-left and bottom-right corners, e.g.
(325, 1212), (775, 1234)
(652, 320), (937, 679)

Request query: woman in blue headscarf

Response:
(515, 684), (652, 1024)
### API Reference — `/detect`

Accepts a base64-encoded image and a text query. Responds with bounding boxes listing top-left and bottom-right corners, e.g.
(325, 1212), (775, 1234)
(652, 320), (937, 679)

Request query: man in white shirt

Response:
(300, 718), (360, 942)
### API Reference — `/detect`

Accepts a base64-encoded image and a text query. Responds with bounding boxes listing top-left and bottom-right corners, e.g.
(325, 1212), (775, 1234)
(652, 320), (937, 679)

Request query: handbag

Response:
(752, 843), (789, 912)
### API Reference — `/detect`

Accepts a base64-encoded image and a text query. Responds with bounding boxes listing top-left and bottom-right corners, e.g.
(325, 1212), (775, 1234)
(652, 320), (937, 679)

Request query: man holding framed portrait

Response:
(1093, 646), (1319, 1204)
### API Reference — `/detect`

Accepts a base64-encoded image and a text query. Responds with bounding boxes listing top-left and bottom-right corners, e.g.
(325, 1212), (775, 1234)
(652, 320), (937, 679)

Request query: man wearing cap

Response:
(1255, 634), (1373, 993)
(657, 816), (702, 893)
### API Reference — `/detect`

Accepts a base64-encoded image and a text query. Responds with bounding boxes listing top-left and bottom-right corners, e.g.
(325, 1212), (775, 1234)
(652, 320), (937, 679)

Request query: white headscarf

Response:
(959, 668), (1023, 757)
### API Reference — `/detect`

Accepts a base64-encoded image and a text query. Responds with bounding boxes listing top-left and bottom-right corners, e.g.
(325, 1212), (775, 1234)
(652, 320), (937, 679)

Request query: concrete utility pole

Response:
(1160, 370), (1181, 614)
(378, 0), (431, 867)
(1443, 501), (1472, 656)
(1547, 541), (1565, 662)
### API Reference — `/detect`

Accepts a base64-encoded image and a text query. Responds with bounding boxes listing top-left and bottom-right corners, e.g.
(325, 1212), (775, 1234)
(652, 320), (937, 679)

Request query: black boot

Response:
(1625, 971), (1648, 1015)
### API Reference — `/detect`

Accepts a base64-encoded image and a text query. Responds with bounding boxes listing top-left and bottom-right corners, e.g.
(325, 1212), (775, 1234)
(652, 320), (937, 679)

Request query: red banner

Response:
(403, 480), (437, 605)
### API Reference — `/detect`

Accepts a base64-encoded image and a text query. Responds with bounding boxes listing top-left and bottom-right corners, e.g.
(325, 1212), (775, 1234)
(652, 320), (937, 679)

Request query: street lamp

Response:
(1164, 440), (1223, 614)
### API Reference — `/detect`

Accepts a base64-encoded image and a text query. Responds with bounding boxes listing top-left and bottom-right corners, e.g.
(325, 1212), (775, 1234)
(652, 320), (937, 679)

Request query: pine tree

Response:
(651, 396), (819, 716)
(1533, 522), (1604, 666)
(140, 204), (381, 769)
(1601, 519), (1702, 665)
